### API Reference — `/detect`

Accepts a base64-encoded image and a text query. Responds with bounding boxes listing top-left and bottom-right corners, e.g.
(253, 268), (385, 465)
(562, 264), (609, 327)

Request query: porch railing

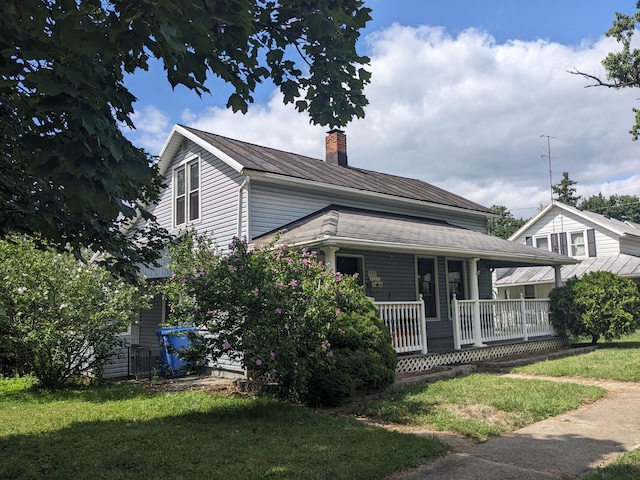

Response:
(452, 295), (553, 349)
(375, 296), (428, 354)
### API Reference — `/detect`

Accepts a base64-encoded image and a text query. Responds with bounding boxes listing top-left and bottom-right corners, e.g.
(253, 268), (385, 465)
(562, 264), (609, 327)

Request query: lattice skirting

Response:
(396, 337), (569, 375)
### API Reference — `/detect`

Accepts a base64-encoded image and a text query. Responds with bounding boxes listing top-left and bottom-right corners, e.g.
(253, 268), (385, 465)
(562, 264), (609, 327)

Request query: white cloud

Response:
(128, 105), (171, 154)
(127, 24), (640, 219)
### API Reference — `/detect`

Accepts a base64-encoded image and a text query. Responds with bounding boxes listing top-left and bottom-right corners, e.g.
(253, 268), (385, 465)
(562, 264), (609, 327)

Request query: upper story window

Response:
(570, 231), (586, 257)
(174, 158), (200, 227)
(535, 236), (549, 251)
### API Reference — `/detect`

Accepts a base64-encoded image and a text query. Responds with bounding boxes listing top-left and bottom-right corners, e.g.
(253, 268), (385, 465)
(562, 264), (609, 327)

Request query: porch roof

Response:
(495, 253), (640, 286)
(252, 206), (577, 268)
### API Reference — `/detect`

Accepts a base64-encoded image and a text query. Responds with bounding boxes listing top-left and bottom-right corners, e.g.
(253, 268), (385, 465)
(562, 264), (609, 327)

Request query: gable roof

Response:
(158, 124), (495, 217)
(510, 201), (640, 240)
(495, 253), (640, 286)
(252, 205), (576, 268)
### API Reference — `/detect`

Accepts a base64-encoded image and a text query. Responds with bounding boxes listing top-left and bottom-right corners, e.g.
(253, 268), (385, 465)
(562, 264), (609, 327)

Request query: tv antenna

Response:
(540, 135), (555, 204)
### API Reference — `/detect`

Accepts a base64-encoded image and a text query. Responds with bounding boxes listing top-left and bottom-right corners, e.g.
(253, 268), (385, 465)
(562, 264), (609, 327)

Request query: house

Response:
(116, 125), (577, 378)
(495, 201), (640, 299)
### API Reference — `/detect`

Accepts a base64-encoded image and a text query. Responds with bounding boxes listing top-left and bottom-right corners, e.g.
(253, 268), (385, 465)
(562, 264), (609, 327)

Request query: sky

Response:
(124, 0), (640, 219)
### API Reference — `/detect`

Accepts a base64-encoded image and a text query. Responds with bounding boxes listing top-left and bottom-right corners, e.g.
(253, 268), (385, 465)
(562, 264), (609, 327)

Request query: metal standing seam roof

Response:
(495, 253), (640, 285)
(179, 125), (495, 215)
(252, 206), (576, 267)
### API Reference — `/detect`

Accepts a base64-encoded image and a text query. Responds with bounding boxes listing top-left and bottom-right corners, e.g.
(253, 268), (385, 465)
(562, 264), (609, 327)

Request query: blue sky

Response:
(124, 1), (640, 218)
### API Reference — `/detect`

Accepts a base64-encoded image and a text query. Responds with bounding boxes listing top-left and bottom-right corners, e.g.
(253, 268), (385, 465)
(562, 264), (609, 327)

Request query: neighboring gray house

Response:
(495, 201), (640, 299)
(113, 125), (576, 378)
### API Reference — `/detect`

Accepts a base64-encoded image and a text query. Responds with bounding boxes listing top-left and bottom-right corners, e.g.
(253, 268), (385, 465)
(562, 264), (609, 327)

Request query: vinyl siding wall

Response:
(516, 209), (620, 257)
(249, 182), (488, 239)
(148, 140), (247, 245)
(103, 336), (131, 378)
(334, 249), (497, 339)
(619, 237), (640, 256)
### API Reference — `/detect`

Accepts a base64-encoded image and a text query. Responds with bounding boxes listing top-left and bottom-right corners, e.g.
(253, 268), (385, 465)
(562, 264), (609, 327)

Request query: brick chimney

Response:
(325, 129), (348, 167)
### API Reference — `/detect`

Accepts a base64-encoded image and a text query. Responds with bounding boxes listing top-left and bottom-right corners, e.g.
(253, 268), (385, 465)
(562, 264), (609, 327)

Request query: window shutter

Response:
(587, 229), (597, 257)
(550, 233), (559, 253)
(559, 233), (568, 255)
(525, 236), (532, 246)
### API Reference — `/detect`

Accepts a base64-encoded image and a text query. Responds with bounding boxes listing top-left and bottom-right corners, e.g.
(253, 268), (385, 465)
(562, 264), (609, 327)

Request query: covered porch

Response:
(252, 205), (577, 364)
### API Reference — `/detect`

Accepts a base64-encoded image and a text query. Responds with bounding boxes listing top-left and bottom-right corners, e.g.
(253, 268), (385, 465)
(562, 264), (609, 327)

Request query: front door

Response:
(417, 258), (437, 318)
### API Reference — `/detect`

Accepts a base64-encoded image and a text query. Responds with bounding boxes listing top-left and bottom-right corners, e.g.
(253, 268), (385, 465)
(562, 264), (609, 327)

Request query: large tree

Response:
(579, 193), (640, 223)
(570, 1), (640, 140)
(0, 1), (371, 278)
(552, 171), (580, 206)
(487, 205), (527, 239)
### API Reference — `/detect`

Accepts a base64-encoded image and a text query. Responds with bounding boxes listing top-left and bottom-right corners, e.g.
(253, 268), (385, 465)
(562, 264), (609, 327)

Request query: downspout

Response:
(237, 176), (250, 240)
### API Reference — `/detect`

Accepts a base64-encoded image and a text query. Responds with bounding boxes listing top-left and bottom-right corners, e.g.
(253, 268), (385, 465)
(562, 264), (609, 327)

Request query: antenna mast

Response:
(540, 134), (555, 204)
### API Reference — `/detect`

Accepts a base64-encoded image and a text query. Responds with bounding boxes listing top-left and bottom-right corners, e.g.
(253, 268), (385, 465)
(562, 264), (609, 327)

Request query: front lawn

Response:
(584, 448), (640, 480)
(512, 331), (640, 381)
(0, 377), (447, 480)
(354, 373), (605, 441)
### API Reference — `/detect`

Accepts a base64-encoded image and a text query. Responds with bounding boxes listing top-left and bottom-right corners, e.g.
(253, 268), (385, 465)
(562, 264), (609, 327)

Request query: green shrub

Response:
(549, 271), (640, 344)
(0, 237), (150, 387)
(164, 234), (397, 405)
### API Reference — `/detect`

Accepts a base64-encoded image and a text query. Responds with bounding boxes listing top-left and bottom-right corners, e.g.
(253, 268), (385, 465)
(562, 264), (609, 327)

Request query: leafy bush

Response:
(549, 271), (640, 344)
(164, 234), (397, 405)
(0, 237), (150, 387)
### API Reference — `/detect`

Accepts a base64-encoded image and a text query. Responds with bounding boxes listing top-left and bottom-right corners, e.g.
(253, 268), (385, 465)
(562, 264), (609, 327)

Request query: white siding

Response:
(140, 141), (249, 278)
(514, 208), (620, 258)
(620, 237), (640, 256)
(249, 182), (487, 239)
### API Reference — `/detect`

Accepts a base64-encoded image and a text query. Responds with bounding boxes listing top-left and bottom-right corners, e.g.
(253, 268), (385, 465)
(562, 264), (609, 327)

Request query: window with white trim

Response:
(174, 158), (200, 227)
(570, 231), (586, 257)
(535, 236), (549, 251)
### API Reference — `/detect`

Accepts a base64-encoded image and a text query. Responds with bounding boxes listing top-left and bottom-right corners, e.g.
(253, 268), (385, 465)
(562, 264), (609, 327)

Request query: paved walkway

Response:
(395, 374), (640, 480)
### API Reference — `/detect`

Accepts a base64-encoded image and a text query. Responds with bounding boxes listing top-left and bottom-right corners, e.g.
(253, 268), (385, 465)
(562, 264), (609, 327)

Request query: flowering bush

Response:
(164, 233), (397, 405)
(0, 237), (151, 387)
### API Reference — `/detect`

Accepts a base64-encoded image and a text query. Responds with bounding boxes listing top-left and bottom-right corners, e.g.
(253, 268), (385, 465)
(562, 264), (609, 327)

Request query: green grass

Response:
(583, 448), (640, 480)
(355, 373), (605, 441)
(512, 332), (640, 381)
(0, 378), (448, 480)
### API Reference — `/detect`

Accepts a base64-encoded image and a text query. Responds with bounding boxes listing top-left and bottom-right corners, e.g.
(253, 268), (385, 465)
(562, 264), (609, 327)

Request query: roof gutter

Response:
(252, 235), (578, 266)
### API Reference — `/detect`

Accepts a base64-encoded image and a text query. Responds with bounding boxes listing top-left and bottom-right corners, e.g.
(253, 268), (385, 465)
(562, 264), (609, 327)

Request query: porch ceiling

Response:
(252, 205), (577, 268)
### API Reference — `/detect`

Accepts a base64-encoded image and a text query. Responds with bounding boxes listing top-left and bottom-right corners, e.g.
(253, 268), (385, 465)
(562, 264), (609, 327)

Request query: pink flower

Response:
(335, 309), (341, 316)
(289, 279), (298, 287)
(275, 308), (282, 314)
(270, 351), (275, 361)
(256, 359), (262, 366)
(334, 273), (342, 282)
(327, 351), (334, 358)
(253, 287), (260, 295)
(171, 273), (177, 278)
(321, 343), (327, 350)
(222, 341), (231, 350)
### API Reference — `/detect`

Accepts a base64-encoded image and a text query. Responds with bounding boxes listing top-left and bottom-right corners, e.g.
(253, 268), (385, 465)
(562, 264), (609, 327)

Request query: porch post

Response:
(469, 257), (485, 347)
(419, 294), (428, 354)
(554, 265), (563, 288)
(323, 246), (339, 271)
(520, 293), (529, 341)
